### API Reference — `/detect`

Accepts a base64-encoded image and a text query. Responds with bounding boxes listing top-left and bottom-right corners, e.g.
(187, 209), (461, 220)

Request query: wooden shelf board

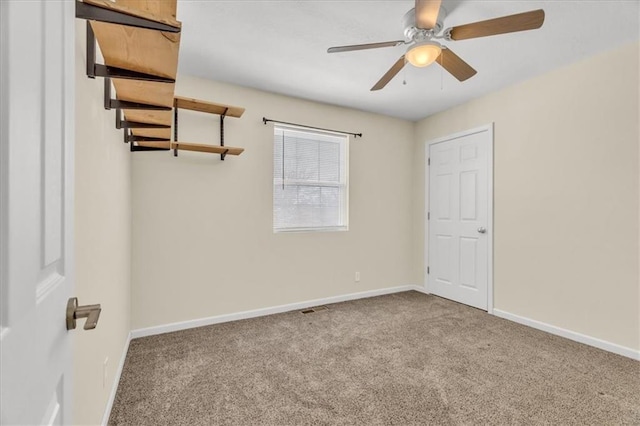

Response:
(110, 80), (173, 132)
(112, 79), (175, 108)
(84, 0), (181, 29)
(174, 96), (245, 118)
(90, 21), (180, 80)
(137, 141), (171, 149)
(171, 142), (244, 156)
(131, 128), (172, 139)
(122, 110), (172, 126)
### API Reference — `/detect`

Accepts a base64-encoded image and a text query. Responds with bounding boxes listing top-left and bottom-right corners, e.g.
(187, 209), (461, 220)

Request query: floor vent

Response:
(301, 305), (329, 314)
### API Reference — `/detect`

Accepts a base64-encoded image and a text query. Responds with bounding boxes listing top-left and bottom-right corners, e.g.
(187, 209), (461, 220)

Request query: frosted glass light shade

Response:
(406, 41), (442, 67)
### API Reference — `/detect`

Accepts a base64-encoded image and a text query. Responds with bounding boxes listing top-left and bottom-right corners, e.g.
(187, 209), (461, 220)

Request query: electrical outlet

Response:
(103, 357), (109, 389)
(355, 271), (360, 282)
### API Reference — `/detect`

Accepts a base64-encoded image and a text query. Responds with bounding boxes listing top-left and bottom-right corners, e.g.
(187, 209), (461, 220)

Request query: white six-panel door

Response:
(0, 1), (75, 424)
(427, 126), (492, 310)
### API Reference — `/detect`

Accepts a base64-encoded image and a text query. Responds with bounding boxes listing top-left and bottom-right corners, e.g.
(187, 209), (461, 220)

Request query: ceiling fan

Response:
(327, 0), (545, 91)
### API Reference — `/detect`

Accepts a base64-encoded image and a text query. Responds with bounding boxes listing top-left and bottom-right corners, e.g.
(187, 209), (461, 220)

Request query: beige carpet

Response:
(109, 291), (640, 425)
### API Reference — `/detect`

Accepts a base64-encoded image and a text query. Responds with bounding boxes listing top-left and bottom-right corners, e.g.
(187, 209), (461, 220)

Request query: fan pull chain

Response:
(282, 131), (285, 190)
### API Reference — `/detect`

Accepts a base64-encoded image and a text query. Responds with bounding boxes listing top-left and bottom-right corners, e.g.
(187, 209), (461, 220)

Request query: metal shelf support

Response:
(76, 1), (180, 33)
(172, 104), (231, 160)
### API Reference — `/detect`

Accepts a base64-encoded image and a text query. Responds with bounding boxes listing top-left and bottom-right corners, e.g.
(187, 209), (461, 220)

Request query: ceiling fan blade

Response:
(371, 55), (406, 91)
(449, 9), (545, 41)
(415, 0), (442, 29)
(436, 48), (477, 82)
(327, 40), (405, 54)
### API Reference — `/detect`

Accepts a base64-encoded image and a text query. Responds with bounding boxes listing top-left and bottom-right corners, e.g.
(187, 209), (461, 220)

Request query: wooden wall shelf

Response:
(77, 0), (246, 161)
(136, 141), (171, 150)
(171, 142), (244, 156)
(174, 96), (245, 118)
(173, 96), (245, 160)
(78, 0), (180, 150)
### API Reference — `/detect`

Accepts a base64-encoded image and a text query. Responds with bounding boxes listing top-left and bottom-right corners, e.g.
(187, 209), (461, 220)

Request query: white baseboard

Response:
(131, 285), (420, 339)
(101, 332), (132, 426)
(493, 309), (640, 361)
(129, 286), (638, 361)
(411, 284), (429, 295)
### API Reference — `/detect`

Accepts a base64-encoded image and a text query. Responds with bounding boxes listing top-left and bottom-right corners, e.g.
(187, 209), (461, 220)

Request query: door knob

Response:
(66, 297), (101, 330)
(477, 227), (487, 234)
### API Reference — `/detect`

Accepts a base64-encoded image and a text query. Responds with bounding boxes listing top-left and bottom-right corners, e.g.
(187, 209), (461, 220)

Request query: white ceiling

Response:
(177, 1), (639, 121)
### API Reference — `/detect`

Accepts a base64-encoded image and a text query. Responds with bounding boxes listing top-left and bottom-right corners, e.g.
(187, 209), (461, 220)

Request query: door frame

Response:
(423, 123), (494, 314)
(0, 0), (8, 330)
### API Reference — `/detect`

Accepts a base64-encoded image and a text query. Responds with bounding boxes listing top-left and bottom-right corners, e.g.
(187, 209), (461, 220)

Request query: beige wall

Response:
(413, 42), (640, 351)
(131, 77), (415, 329)
(74, 21), (132, 425)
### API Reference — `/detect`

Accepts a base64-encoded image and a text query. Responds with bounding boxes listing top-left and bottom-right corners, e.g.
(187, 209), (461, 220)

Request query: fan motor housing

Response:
(402, 6), (447, 40)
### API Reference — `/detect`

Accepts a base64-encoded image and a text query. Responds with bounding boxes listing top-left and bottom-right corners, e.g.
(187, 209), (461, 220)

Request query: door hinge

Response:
(427, 266), (430, 274)
(428, 157), (430, 166)
(427, 211), (430, 220)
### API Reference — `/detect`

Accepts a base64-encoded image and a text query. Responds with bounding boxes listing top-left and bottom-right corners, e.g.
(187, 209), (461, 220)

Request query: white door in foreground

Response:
(1, 1), (75, 424)
(427, 126), (492, 310)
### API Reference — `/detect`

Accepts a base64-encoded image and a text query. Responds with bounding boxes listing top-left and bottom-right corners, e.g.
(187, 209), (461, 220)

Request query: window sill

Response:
(274, 226), (348, 234)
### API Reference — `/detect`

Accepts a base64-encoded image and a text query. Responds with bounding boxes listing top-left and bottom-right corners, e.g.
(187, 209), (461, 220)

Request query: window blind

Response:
(273, 125), (348, 232)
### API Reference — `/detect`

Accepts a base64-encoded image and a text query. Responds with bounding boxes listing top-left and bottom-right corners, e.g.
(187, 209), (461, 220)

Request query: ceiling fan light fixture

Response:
(406, 40), (442, 67)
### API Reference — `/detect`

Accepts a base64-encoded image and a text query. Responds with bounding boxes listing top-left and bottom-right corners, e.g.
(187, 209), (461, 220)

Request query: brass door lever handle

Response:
(66, 297), (101, 330)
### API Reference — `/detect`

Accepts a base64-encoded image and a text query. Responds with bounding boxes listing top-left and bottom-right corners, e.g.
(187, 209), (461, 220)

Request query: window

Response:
(273, 125), (348, 232)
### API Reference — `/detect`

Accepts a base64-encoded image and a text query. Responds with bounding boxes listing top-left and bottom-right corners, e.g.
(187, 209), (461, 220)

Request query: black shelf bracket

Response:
(173, 105), (179, 157)
(124, 129), (170, 152)
(86, 21), (96, 79)
(94, 64), (175, 83)
(219, 108), (228, 161)
(104, 78), (172, 111)
(130, 136), (170, 142)
(115, 109), (170, 130)
(76, 1), (181, 33)
(124, 132), (170, 144)
(85, 22), (175, 83)
(130, 145), (170, 152)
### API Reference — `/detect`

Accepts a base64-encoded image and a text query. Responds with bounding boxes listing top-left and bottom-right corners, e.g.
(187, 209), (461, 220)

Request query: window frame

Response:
(272, 124), (349, 233)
